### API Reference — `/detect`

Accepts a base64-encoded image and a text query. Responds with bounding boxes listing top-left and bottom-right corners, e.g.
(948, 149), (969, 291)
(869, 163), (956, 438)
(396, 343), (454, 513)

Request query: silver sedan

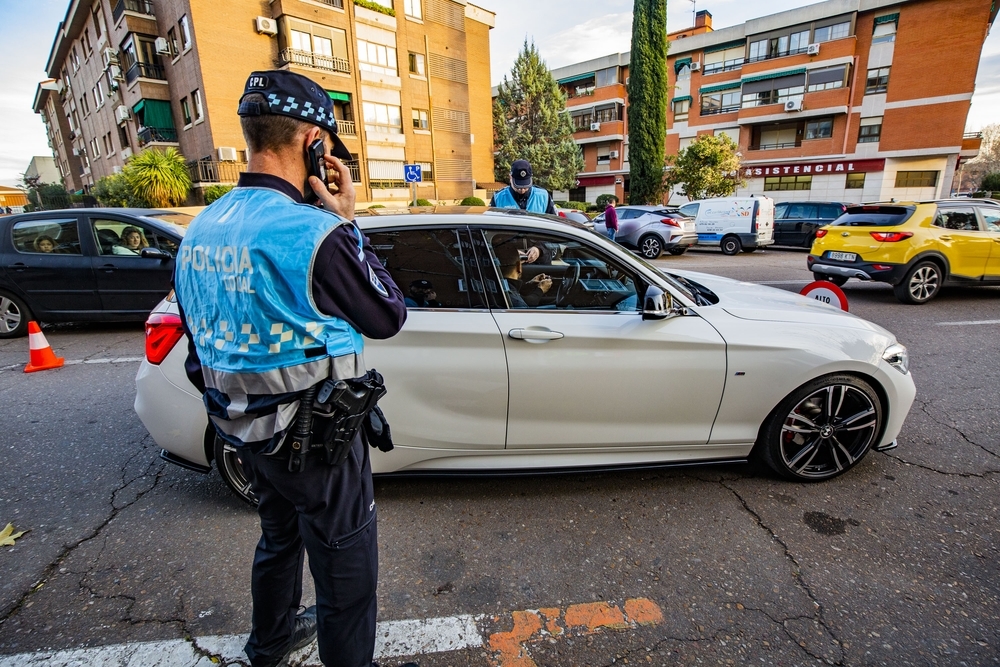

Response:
(592, 206), (698, 259)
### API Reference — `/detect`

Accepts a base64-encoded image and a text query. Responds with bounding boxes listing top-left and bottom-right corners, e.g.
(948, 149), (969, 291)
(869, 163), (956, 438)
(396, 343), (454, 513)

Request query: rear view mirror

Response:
(140, 247), (172, 261)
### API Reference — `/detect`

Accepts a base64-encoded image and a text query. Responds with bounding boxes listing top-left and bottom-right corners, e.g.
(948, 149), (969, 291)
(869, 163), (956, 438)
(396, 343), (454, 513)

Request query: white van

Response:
(678, 197), (775, 255)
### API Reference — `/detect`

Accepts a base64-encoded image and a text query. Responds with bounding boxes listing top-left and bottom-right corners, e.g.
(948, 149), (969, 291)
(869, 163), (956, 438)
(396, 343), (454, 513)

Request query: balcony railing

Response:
(336, 119), (356, 136)
(188, 159), (247, 184)
(344, 160), (361, 183)
(312, 0), (344, 6)
(112, 0), (155, 23)
(125, 61), (166, 84)
(701, 105), (741, 116)
(703, 58), (745, 75)
(137, 126), (178, 146)
(964, 132), (983, 140)
(747, 47), (809, 64)
(279, 49), (350, 75)
(750, 141), (801, 151)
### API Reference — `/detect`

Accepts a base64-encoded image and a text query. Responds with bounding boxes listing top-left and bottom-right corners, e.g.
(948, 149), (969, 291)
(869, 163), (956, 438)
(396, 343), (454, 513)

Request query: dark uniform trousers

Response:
(240, 435), (378, 667)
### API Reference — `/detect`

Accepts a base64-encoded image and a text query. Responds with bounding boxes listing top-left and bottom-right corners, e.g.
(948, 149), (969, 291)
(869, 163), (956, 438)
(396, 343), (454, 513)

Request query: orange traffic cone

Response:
(24, 321), (64, 373)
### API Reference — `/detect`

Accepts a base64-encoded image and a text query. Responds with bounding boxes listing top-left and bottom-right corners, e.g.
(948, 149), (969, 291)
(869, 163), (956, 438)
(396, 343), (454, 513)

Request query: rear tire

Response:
(756, 374), (882, 482)
(638, 234), (663, 259)
(720, 236), (742, 256)
(214, 434), (258, 506)
(668, 247), (687, 256)
(893, 261), (942, 304)
(813, 273), (848, 287)
(0, 291), (31, 339)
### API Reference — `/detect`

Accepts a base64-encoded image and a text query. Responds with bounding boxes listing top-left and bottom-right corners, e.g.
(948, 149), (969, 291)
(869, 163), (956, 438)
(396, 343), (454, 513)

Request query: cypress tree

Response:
(627, 0), (668, 204)
(493, 41), (584, 192)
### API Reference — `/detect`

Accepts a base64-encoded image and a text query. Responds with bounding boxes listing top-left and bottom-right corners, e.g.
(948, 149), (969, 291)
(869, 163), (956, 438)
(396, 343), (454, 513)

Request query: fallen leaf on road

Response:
(1, 522), (28, 546)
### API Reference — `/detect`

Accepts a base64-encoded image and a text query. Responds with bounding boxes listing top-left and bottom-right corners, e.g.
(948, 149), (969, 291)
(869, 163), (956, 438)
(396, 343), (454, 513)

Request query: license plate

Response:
(828, 251), (857, 262)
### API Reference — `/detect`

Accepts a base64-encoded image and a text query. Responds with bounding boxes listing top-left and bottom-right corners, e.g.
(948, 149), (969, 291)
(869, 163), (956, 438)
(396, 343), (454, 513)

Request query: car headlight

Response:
(882, 343), (909, 374)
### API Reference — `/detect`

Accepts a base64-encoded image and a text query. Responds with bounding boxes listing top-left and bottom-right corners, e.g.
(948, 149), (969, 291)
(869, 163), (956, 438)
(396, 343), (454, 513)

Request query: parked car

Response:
(591, 205), (698, 259)
(678, 197), (775, 255)
(773, 201), (850, 248)
(0, 208), (192, 338)
(555, 207), (591, 225)
(135, 208), (915, 505)
(809, 199), (1000, 303)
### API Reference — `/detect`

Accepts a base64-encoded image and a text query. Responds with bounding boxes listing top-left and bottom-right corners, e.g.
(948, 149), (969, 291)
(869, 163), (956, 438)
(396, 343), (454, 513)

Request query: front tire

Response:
(757, 374), (882, 482)
(0, 292), (32, 339)
(638, 234), (663, 259)
(720, 236), (742, 255)
(214, 434), (258, 506)
(894, 261), (942, 304)
(813, 272), (848, 287)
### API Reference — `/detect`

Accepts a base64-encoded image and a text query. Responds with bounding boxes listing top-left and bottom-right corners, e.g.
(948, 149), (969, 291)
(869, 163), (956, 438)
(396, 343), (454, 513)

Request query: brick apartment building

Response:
(33, 0), (495, 204)
(547, 0), (995, 204)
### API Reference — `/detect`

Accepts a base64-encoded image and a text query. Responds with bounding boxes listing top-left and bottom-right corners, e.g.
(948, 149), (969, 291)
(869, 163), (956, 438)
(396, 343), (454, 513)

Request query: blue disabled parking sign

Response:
(404, 164), (422, 183)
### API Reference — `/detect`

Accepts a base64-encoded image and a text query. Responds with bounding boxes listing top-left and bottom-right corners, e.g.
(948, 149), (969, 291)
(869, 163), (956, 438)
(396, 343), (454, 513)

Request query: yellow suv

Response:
(808, 200), (1000, 304)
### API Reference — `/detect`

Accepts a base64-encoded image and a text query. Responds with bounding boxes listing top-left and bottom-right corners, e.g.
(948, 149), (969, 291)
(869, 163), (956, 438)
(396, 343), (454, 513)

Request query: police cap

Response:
(238, 70), (353, 161)
(510, 159), (533, 187)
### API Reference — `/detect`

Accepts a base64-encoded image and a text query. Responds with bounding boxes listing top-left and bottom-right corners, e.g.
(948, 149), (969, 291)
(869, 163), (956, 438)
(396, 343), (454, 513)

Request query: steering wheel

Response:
(554, 263), (581, 307)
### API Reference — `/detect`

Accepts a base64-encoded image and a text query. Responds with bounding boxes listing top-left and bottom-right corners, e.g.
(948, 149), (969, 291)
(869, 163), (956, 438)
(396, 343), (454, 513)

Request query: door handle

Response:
(508, 328), (564, 342)
(11, 262), (27, 272)
(100, 263), (117, 273)
(939, 235), (952, 241)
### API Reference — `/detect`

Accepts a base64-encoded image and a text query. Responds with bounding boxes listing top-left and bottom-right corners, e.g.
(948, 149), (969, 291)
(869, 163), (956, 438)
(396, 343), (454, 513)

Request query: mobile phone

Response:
(305, 139), (327, 204)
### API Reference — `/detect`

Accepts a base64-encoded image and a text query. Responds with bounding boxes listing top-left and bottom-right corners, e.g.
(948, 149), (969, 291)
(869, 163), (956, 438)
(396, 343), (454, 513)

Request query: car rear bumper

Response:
(134, 353), (210, 468)
(808, 255), (908, 285)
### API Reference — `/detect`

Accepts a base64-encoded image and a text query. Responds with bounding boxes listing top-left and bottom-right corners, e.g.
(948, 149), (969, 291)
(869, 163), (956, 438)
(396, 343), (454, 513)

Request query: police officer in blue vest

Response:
(490, 159), (556, 214)
(174, 71), (409, 667)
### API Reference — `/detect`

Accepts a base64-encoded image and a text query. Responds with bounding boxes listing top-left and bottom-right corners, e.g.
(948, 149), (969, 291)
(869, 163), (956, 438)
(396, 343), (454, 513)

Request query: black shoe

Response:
(255, 606), (318, 667)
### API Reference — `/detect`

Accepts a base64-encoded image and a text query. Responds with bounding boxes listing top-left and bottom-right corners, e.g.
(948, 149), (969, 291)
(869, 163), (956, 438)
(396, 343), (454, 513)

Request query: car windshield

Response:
(143, 212), (194, 236)
(833, 205), (915, 227)
(624, 252), (698, 303)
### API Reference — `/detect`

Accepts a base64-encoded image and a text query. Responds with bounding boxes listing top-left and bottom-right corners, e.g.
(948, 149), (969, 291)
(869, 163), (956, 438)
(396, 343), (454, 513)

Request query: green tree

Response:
(92, 172), (145, 207)
(627, 0), (668, 204)
(493, 41), (584, 192)
(664, 134), (745, 201)
(980, 171), (1000, 193)
(203, 184), (234, 204)
(28, 183), (72, 210)
(124, 147), (191, 207)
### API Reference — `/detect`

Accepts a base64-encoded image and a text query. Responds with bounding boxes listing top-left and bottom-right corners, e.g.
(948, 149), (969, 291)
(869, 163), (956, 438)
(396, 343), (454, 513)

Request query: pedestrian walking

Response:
(604, 197), (619, 242)
(490, 159), (556, 214)
(173, 70), (411, 667)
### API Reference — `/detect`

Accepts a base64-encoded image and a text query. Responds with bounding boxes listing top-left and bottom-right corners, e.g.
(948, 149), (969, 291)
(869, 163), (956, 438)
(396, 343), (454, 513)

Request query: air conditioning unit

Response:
(102, 47), (119, 67)
(255, 16), (278, 36)
(785, 98), (803, 112)
(72, 147), (82, 156)
(115, 104), (131, 124)
(590, 122), (601, 131)
(689, 61), (701, 71)
(217, 146), (239, 162)
(154, 37), (170, 54)
(109, 64), (123, 81)
(807, 43), (821, 55)
(113, 165), (123, 174)
(609, 150), (619, 158)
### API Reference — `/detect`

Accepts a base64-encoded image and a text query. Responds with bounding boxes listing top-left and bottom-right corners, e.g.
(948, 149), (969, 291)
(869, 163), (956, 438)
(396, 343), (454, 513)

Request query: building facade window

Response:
(895, 171), (938, 188)
(363, 102), (403, 134)
(167, 27), (179, 57)
(179, 15), (192, 51)
(742, 72), (805, 108)
(357, 39), (398, 76)
(846, 172), (866, 189)
(118, 124), (130, 150)
(181, 97), (192, 126)
(754, 122), (800, 150)
(571, 111), (594, 131)
(93, 5), (107, 42)
(858, 117), (882, 143)
(749, 29), (810, 62)
(814, 21), (850, 43)
(765, 175), (812, 191)
(701, 91), (740, 115)
(408, 52), (425, 75)
(805, 118), (833, 140)
(672, 98), (690, 121)
(91, 137), (101, 158)
(367, 159), (405, 189)
(872, 17), (898, 44)
(595, 67), (618, 88)
(703, 45), (745, 75)
(412, 108), (429, 130)
(80, 92), (90, 116)
(404, 0), (422, 19)
(865, 67), (890, 94)
(807, 64), (848, 91)
(192, 89), (203, 122)
(72, 45), (81, 70)
(594, 104), (621, 123)
(82, 29), (93, 58)
(281, 19), (350, 73)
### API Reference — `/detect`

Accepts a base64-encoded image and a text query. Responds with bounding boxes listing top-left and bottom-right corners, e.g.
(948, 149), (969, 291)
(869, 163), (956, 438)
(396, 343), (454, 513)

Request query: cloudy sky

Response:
(0, 0), (997, 187)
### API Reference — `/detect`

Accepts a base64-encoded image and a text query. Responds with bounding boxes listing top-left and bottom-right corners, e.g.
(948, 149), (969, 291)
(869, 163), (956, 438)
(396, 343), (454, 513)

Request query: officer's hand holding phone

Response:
(307, 143), (356, 220)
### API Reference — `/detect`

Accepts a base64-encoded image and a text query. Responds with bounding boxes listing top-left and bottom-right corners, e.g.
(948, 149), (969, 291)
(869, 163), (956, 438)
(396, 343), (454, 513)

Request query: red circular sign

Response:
(800, 281), (849, 312)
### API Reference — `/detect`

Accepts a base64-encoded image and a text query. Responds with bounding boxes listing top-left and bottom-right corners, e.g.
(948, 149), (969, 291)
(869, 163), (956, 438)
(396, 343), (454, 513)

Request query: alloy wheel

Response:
(0, 297), (20, 335)
(907, 265), (940, 302)
(640, 236), (662, 259)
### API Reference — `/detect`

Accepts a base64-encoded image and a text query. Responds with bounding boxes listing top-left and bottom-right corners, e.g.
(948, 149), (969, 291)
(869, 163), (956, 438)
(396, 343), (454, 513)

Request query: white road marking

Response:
(936, 319), (1000, 326)
(0, 614), (484, 666)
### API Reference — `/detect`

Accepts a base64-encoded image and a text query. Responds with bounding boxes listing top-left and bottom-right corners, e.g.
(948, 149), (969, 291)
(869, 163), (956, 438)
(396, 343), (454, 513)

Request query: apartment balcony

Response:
(749, 141), (801, 151)
(279, 49), (350, 75)
(125, 61), (166, 84)
(188, 159), (247, 184)
(137, 126), (177, 146)
(344, 160), (361, 183)
(336, 119), (356, 136)
(112, 0), (155, 23)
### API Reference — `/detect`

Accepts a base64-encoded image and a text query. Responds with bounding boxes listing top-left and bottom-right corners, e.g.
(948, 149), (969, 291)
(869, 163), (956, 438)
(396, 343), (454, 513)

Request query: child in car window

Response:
(33, 235), (56, 253)
(116, 226), (149, 255)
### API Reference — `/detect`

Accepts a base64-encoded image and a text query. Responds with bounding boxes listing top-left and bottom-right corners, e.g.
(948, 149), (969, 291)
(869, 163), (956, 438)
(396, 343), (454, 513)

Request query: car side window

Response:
(787, 204), (818, 219)
(11, 219), (82, 255)
(934, 208), (980, 231)
(482, 230), (640, 312)
(678, 203), (699, 218)
(618, 209), (642, 220)
(982, 209), (1000, 232)
(368, 228), (485, 309)
(91, 218), (157, 255)
(774, 204), (789, 219)
(820, 205), (844, 220)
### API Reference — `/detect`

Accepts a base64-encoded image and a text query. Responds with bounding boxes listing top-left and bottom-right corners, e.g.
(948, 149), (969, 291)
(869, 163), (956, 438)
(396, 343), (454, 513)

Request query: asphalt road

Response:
(1, 246), (999, 666)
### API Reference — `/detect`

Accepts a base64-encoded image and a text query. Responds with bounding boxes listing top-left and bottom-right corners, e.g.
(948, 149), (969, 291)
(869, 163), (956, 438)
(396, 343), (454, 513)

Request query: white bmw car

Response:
(135, 209), (916, 504)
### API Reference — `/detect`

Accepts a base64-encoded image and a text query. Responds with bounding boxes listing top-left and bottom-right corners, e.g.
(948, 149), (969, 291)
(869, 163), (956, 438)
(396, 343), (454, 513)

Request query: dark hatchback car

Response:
(0, 208), (192, 338)
(773, 202), (850, 248)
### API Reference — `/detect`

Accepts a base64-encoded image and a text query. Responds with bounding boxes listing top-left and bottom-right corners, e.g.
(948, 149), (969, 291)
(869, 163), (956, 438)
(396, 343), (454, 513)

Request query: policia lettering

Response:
(179, 245), (256, 293)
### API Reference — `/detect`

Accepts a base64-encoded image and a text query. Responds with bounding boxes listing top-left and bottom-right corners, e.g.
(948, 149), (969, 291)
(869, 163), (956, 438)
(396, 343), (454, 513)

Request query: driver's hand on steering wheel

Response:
(529, 273), (553, 293)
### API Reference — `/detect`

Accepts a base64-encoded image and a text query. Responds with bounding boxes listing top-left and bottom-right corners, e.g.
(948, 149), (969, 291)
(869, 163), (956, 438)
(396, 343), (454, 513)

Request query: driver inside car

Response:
(493, 240), (552, 308)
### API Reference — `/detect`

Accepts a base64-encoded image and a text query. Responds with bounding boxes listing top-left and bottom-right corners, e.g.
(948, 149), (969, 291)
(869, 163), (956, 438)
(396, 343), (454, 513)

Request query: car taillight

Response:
(870, 231), (913, 242)
(661, 218), (680, 227)
(815, 229), (828, 238)
(145, 312), (184, 365)
(558, 211), (567, 217)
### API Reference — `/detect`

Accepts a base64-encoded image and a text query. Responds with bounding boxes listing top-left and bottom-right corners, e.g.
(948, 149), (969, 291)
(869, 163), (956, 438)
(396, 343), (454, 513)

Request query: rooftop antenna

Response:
(689, 0), (697, 27)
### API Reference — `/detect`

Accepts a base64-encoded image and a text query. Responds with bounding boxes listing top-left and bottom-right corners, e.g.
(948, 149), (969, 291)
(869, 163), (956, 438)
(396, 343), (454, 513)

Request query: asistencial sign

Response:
(742, 159), (886, 179)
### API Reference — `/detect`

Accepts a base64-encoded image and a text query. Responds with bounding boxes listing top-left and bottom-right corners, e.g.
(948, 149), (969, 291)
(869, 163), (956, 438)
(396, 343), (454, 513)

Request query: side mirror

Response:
(642, 285), (687, 321)
(140, 247), (172, 261)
